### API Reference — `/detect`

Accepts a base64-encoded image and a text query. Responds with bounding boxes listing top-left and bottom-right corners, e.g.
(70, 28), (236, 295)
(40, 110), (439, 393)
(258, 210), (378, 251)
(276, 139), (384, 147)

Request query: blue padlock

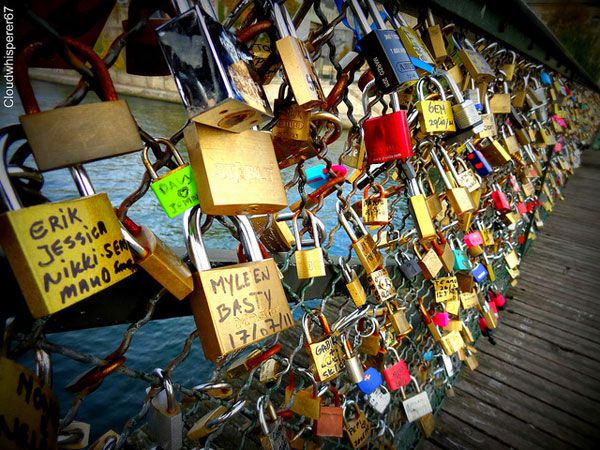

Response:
(465, 143), (493, 176)
(540, 71), (552, 86)
(471, 263), (488, 283)
(306, 164), (347, 189)
(357, 367), (383, 395)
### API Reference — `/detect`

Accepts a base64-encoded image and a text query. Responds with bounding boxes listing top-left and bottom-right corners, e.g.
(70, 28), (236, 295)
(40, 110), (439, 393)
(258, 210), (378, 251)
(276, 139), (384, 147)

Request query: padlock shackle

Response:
(347, 0), (373, 35)
(15, 37), (118, 115)
(336, 200), (369, 243)
(184, 206), (211, 272)
(231, 215), (264, 262)
(292, 210), (321, 251)
(365, 0), (388, 30)
(302, 309), (332, 345)
(153, 368), (178, 414)
(427, 143), (453, 189)
(34, 348), (52, 388)
(206, 399), (247, 430)
(363, 182), (386, 200)
(418, 297), (432, 324)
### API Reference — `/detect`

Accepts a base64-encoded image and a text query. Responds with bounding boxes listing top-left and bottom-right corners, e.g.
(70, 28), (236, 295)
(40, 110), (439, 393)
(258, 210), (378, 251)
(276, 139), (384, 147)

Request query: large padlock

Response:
(383, 347), (412, 391)
(157, 4), (272, 132)
(303, 311), (344, 382)
(416, 76), (456, 135)
(293, 211), (327, 279)
(363, 109), (413, 164)
(349, 0), (418, 94)
(142, 139), (199, 218)
(270, 1), (325, 109)
(439, 69), (483, 135)
(343, 402), (371, 449)
(0, 354), (59, 450)
(272, 106), (342, 168)
(184, 122), (288, 215)
(400, 376), (434, 422)
(337, 201), (383, 273)
(147, 368), (183, 450)
(258, 395), (291, 449)
(0, 151), (135, 318)
(16, 38), (143, 171)
(185, 208), (293, 361)
(122, 0), (175, 76)
(314, 388), (344, 438)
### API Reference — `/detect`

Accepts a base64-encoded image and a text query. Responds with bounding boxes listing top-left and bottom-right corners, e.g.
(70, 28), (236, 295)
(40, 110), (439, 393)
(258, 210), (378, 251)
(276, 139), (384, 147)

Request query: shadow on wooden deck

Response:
(424, 150), (600, 450)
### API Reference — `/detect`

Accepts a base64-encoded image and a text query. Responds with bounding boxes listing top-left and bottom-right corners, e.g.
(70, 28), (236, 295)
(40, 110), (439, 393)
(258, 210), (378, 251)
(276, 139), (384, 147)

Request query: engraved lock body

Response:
(368, 266), (396, 302)
(362, 183), (389, 225)
(382, 347), (412, 391)
(142, 139), (199, 218)
(185, 209), (293, 361)
(0, 154), (135, 318)
(340, 258), (367, 307)
(293, 211), (327, 279)
(157, 4), (272, 132)
(388, 300), (414, 336)
(250, 213), (296, 253)
(302, 311), (344, 382)
(258, 396), (292, 449)
(400, 376), (434, 422)
(271, 1), (325, 109)
(337, 201), (383, 273)
(184, 122), (288, 215)
(16, 38), (143, 171)
(414, 242), (443, 280)
(349, 0), (418, 94)
(415, 76), (456, 135)
(343, 403), (371, 449)
(457, 37), (496, 83)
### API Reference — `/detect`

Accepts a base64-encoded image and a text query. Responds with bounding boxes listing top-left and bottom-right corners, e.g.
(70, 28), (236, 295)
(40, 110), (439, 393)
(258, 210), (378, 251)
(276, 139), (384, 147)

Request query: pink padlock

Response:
(432, 311), (450, 328)
(491, 185), (511, 213)
(487, 301), (499, 319)
(489, 289), (506, 310)
(464, 231), (483, 248)
(516, 202), (528, 214)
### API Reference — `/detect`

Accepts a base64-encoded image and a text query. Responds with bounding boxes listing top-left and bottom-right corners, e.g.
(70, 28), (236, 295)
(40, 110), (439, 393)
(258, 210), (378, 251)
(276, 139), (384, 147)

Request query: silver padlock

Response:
(258, 395), (291, 450)
(400, 376), (433, 422)
(438, 69), (483, 132)
(341, 334), (365, 384)
(147, 368), (183, 450)
(367, 385), (391, 414)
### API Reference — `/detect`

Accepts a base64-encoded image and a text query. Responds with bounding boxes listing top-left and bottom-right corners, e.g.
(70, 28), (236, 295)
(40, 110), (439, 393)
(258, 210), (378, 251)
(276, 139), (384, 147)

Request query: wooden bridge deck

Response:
(424, 150), (600, 450)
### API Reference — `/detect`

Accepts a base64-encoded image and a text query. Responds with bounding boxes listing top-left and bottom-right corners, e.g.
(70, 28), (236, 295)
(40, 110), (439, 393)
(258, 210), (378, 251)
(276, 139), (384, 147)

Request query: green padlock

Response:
(143, 138), (199, 218)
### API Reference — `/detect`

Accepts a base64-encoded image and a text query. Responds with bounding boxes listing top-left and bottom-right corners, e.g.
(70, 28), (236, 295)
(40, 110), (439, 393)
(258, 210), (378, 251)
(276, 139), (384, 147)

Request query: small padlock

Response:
(491, 183), (512, 213)
(431, 232), (456, 274)
(479, 138), (512, 167)
(147, 369), (183, 450)
(382, 347), (412, 391)
(343, 402), (371, 449)
(368, 267), (396, 303)
(387, 300), (413, 336)
(339, 257), (367, 307)
(142, 139), (199, 218)
(423, 9), (447, 62)
(392, 11), (435, 75)
(187, 400), (246, 441)
(414, 242), (444, 280)
(367, 385), (391, 414)
(258, 395), (291, 449)
(362, 184), (389, 225)
(293, 211), (327, 279)
(400, 376), (434, 422)
(314, 388), (344, 438)
(284, 369), (321, 420)
(402, 161), (437, 240)
(471, 263), (489, 283)
(303, 311), (344, 382)
(464, 142), (494, 177)
(395, 251), (423, 280)
(341, 334), (366, 384)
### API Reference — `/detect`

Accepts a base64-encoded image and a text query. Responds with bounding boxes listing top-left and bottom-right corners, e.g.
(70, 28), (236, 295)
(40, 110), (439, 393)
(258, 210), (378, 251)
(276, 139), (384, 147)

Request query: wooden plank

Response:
(474, 350), (600, 426)
(428, 410), (506, 450)
(454, 371), (597, 447)
(507, 296), (599, 329)
(440, 389), (567, 449)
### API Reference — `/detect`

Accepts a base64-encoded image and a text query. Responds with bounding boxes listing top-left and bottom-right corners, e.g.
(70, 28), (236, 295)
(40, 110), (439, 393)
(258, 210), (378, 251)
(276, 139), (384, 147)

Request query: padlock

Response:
(502, 50), (517, 81)
(423, 9), (447, 62)
(337, 201), (383, 273)
(16, 38), (143, 171)
(314, 388), (344, 438)
(367, 385), (391, 414)
(391, 11), (435, 75)
(504, 246), (521, 269)
(348, 0), (418, 94)
(292, 210), (327, 279)
(362, 184), (389, 225)
(401, 161), (437, 240)
(395, 251), (423, 280)
(272, 106), (342, 168)
(368, 267), (396, 303)
(0, 152), (135, 318)
(400, 376), (434, 422)
(121, 218), (193, 300)
(157, 4), (272, 132)
(303, 311), (344, 382)
(187, 400), (247, 440)
(501, 123), (523, 155)
(362, 109), (413, 165)
(440, 329), (466, 356)
(418, 297), (442, 341)
(226, 344), (282, 379)
(439, 69), (483, 134)
(414, 242), (444, 280)
(147, 369), (183, 450)
(382, 347), (411, 391)
(339, 257), (367, 307)
(388, 300), (414, 336)
(471, 263), (489, 283)
(478, 138), (512, 166)
(418, 175), (443, 220)
(464, 142), (494, 177)
(416, 76), (456, 135)
(491, 183), (512, 213)
(341, 333), (366, 384)
(428, 143), (475, 215)
(270, 1), (325, 109)
(489, 78), (511, 114)
(456, 36), (495, 83)
(479, 300), (498, 330)
(431, 233), (456, 273)
(489, 288), (507, 310)
(185, 209), (293, 361)
(0, 354), (59, 450)
(357, 366), (383, 395)
(476, 91), (498, 139)
(184, 122), (287, 215)
(343, 402), (371, 449)
(250, 213), (296, 253)
(142, 139), (199, 218)
(122, 0), (175, 76)
(284, 369), (321, 420)
(258, 395), (292, 449)
(449, 236), (472, 271)
(434, 276), (459, 303)
(88, 430), (119, 450)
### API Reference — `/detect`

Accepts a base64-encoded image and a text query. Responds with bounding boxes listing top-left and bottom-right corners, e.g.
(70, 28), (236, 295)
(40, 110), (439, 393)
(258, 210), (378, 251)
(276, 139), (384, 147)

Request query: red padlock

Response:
(383, 347), (412, 391)
(363, 110), (413, 164)
(488, 289), (506, 310)
(491, 186), (511, 213)
(516, 202), (528, 214)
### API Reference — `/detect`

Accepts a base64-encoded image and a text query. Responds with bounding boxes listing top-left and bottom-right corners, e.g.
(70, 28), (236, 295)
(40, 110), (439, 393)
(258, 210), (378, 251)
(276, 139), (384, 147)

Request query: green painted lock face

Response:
(452, 250), (472, 271)
(150, 164), (199, 218)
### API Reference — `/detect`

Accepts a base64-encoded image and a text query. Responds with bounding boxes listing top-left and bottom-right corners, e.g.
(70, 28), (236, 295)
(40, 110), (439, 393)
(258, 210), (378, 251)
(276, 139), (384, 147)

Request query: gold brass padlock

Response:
(362, 183), (389, 225)
(250, 213), (295, 253)
(340, 258), (367, 307)
(368, 267), (396, 303)
(303, 311), (344, 382)
(343, 402), (371, 449)
(293, 211), (327, 279)
(388, 301), (413, 336)
(415, 242), (444, 280)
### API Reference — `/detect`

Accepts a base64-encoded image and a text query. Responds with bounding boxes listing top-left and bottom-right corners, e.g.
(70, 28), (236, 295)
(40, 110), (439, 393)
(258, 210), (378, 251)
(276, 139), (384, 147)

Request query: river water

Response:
(1, 81), (365, 438)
